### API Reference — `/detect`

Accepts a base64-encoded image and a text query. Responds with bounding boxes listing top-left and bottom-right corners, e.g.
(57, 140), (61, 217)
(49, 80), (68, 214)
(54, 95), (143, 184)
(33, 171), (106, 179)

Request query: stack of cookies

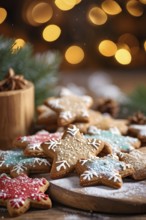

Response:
(1, 87), (146, 216)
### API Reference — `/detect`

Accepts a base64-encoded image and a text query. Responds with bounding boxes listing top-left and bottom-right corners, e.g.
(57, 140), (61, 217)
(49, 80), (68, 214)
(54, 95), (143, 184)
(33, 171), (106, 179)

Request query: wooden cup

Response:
(0, 81), (34, 150)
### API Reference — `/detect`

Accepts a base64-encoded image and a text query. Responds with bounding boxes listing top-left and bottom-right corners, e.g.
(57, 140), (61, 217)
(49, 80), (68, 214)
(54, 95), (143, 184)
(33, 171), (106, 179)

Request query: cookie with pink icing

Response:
(0, 150), (50, 177)
(0, 174), (52, 216)
(45, 88), (93, 126)
(118, 149), (146, 180)
(128, 124), (146, 143)
(13, 130), (63, 157)
(41, 124), (108, 179)
(76, 154), (134, 188)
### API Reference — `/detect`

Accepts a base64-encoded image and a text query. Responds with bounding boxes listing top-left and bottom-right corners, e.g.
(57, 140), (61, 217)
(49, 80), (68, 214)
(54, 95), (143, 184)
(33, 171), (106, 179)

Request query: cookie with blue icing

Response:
(0, 150), (50, 177)
(76, 154), (134, 188)
(85, 126), (141, 153)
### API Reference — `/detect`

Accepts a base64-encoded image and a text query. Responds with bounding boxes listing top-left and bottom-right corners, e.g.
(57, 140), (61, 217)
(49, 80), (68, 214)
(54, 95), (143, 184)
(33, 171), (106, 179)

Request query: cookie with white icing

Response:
(45, 88), (93, 126)
(76, 154), (134, 188)
(41, 124), (108, 179)
(128, 124), (146, 143)
(118, 149), (146, 180)
(13, 130), (63, 157)
(0, 174), (52, 216)
(85, 126), (141, 153)
(0, 150), (50, 177)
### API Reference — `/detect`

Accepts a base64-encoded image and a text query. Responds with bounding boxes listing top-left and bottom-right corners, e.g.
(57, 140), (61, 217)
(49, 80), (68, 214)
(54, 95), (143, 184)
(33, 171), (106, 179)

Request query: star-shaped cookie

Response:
(0, 150), (50, 177)
(13, 130), (62, 157)
(41, 125), (107, 179)
(85, 126), (141, 153)
(76, 155), (134, 188)
(118, 149), (146, 180)
(0, 174), (52, 216)
(45, 88), (93, 126)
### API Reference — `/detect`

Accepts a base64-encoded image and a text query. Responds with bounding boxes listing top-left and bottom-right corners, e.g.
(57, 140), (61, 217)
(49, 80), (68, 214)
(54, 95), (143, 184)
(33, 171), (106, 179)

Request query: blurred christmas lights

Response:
(98, 40), (117, 57)
(12, 39), (25, 50)
(42, 24), (61, 42)
(88, 7), (107, 25)
(0, 0), (146, 68)
(101, 0), (122, 15)
(65, 45), (84, 64)
(0, 8), (7, 24)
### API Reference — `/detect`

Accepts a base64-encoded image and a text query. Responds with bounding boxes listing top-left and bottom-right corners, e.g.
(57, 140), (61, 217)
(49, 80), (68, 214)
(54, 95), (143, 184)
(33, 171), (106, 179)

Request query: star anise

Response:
(94, 97), (119, 117)
(0, 68), (28, 92)
(128, 111), (146, 125)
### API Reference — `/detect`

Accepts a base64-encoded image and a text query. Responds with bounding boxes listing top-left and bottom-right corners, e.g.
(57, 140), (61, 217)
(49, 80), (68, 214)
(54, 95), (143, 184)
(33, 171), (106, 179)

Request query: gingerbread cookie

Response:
(85, 126), (141, 153)
(118, 150), (146, 180)
(13, 130), (63, 157)
(74, 109), (104, 133)
(41, 125), (107, 179)
(37, 105), (58, 131)
(0, 174), (52, 216)
(76, 154), (134, 188)
(75, 112), (128, 134)
(0, 150), (51, 177)
(45, 88), (93, 126)
(128, 125), (146, 143)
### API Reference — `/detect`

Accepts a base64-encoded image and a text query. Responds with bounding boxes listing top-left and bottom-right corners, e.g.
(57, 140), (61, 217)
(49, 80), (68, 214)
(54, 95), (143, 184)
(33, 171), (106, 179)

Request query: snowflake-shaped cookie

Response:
(13, 130), (62, 157)
(45, 88), (93, 126)
(0, 174), (51, 216)
(41, 124), (107, 179)
(85, 126), (140, 153)
(0, 150), (50, 177)
(76, 155), (134, 188)
(118, 149), (146, 180)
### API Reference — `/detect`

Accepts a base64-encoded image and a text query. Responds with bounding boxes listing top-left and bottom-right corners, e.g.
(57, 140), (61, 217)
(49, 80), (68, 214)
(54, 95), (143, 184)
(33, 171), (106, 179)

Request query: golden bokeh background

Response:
(0, 0), (146, 70)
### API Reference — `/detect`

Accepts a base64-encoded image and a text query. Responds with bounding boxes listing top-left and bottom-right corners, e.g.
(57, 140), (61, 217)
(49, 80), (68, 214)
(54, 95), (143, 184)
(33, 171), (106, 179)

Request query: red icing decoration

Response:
(0, 174), (48, 209)
(18, 132), (62, 144)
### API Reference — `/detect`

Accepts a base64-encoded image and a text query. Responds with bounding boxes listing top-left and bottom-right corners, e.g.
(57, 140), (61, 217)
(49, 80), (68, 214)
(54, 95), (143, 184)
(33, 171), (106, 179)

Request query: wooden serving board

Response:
(46, 175), (146, 214)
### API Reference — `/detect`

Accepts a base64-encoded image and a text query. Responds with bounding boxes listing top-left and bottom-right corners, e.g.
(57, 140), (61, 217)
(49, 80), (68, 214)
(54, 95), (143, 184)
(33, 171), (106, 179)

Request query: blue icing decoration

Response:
(80, 155), (129, 183)
(84, 129), (138, 152)
(0, 150), (49, 173)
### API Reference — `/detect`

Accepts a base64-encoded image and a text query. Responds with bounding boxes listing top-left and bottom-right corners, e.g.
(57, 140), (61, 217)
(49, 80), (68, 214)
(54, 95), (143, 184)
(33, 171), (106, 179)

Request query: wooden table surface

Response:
(1, 203), (146, 220)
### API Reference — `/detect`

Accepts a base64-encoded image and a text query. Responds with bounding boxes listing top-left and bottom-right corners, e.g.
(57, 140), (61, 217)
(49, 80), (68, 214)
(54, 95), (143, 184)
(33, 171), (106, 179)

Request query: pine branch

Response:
(0, 36), (61, 105)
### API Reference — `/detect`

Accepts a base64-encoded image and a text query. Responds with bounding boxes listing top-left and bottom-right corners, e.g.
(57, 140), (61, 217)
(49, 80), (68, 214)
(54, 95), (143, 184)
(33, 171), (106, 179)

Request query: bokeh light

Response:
(0, 8), (7, 24)
(31, 3), (53, 24)
(24, 2), (53, 26)
(55, 0), (76, 11)
(126, 0), (144, 17)
(88, 7), (107, 25)
(102, 0), (122, 15)
(115, 49), (132, 65)
(12, 39), (25, 50)
(65, 45), (84, 64)
(144, 41), (146, 51)
(42, 24), (61, 42)
(118, 33), (139, 55)
(98, 40), (117, 57)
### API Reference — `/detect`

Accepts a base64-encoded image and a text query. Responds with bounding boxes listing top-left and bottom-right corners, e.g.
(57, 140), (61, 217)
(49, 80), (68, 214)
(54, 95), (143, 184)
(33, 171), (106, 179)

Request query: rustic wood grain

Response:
(48, 175), (146, 214)
(0, 82), (34, 149)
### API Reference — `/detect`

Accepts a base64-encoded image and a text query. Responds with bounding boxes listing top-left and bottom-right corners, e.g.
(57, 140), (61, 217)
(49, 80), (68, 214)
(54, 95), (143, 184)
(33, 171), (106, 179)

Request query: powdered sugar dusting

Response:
(50, 176), (146, 201)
